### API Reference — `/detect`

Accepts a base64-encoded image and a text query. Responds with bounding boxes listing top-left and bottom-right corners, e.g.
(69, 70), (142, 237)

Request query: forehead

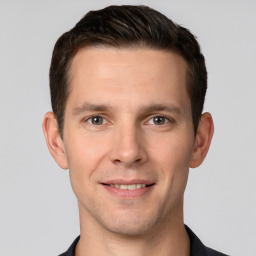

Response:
(67, 47), (190, 113)
(70, 46), (187, 81)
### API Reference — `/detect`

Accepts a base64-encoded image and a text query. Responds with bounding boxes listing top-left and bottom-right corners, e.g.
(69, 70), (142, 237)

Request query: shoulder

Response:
(205, 246), (229, 256)
(185, 225), (229, 256)
(58, 236), (80, 256)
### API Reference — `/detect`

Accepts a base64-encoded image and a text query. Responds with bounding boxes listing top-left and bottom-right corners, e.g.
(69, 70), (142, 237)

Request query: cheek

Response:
(149, 132), (193, 187)
(64, 137), (108, 206)
(64, 134), (109, 185)
(151, 132), (193, 165)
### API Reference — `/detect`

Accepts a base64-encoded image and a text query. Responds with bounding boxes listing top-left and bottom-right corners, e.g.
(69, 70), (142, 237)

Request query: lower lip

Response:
(102, 184), (154, 198)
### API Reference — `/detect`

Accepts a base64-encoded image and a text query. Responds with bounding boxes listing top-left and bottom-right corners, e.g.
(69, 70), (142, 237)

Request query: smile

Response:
(102, 182), (155, 197)
(110, 184), (146, 190)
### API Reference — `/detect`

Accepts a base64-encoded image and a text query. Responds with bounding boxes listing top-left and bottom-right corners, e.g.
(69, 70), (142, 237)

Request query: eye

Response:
(87, 116), (106, 125)
(148, 116), (169, 125)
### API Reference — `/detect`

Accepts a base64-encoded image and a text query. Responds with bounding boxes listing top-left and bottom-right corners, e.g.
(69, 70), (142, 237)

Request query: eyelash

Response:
(85, 115), (107, 125)
(84, 115), (173, 126)
(147, 116), (171, 125)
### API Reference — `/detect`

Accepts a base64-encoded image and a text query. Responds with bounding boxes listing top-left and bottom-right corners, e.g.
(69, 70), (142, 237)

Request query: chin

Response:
(99, 211), (161, 237)
(105, 222), (154, 237)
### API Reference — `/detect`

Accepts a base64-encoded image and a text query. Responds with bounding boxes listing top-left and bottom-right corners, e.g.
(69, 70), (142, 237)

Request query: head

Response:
(49, 5), (207, 138)
(43, 5), (213, 237)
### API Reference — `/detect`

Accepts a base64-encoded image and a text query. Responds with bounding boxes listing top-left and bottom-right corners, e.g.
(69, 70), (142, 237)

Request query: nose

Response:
(110, 123), (148, 167)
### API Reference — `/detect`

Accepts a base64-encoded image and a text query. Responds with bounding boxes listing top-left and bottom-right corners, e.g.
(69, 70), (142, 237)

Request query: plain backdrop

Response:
(0, 0), (256, 255)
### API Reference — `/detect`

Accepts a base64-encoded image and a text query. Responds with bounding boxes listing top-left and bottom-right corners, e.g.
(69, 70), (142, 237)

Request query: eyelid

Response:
(83, 115), (108, 125)
(146, 115), (173, 125)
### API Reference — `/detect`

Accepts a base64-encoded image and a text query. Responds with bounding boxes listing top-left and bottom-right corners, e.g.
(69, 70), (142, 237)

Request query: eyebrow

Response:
(140, 104), (183, 115)
(72, 103), (183, 116)
(72, 103), (114, 116)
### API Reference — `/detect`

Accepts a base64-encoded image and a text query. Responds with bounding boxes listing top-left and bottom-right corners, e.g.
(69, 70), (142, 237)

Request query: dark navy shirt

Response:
(59, 225), (228, 256)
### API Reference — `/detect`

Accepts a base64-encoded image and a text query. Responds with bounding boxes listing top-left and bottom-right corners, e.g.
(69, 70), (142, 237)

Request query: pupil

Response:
(92, 116), (103, 125)
(154, 116), (165, 125)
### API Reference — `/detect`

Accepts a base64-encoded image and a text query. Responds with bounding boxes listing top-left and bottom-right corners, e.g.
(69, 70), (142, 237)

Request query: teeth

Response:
(110, 184), (147, 190)
(128, 184), (136, 190)
(136, 184), (142, 189)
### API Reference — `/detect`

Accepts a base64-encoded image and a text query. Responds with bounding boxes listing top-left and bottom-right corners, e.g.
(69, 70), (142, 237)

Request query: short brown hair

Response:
(50, 5), (207, 137)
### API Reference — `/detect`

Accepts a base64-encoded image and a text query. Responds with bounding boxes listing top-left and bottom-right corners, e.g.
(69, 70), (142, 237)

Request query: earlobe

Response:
(42, 112), (69, 169)
(189, 112), (214, 168)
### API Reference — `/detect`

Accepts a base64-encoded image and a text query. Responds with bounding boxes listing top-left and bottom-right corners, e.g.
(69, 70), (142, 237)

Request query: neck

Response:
(75, 204), (190, 256)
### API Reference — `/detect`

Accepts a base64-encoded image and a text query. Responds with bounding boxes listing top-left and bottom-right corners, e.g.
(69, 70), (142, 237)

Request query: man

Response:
(43, 5), (228, 256)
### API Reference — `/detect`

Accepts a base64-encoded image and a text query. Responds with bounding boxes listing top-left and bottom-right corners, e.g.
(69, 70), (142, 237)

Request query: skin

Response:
(43, 47), (214, 256)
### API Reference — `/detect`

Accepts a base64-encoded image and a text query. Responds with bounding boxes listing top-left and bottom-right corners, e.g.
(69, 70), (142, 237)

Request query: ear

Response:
(42, 112), (68, 169)
(189, 112), (214, 168)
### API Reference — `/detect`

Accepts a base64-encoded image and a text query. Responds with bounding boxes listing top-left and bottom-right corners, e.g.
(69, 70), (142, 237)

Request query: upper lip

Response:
(101, 179), (155, 185)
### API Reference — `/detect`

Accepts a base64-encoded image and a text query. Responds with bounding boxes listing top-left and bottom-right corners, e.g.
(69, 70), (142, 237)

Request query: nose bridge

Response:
(110, 118), (147, 166)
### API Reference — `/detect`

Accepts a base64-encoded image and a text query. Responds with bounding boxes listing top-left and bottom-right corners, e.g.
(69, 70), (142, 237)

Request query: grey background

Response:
(0, 0), (255, 255)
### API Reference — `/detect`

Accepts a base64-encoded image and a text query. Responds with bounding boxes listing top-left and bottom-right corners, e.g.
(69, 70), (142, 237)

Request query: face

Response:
(62, 47), (196, 236)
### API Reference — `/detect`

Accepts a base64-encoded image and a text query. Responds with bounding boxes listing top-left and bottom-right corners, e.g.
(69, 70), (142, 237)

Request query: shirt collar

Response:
(60, 225), (224, 256)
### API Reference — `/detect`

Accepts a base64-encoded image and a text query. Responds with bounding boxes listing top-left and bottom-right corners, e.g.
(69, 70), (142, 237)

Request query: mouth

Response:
(101, 181), (155, 198)
(102, 183), (154, 190)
